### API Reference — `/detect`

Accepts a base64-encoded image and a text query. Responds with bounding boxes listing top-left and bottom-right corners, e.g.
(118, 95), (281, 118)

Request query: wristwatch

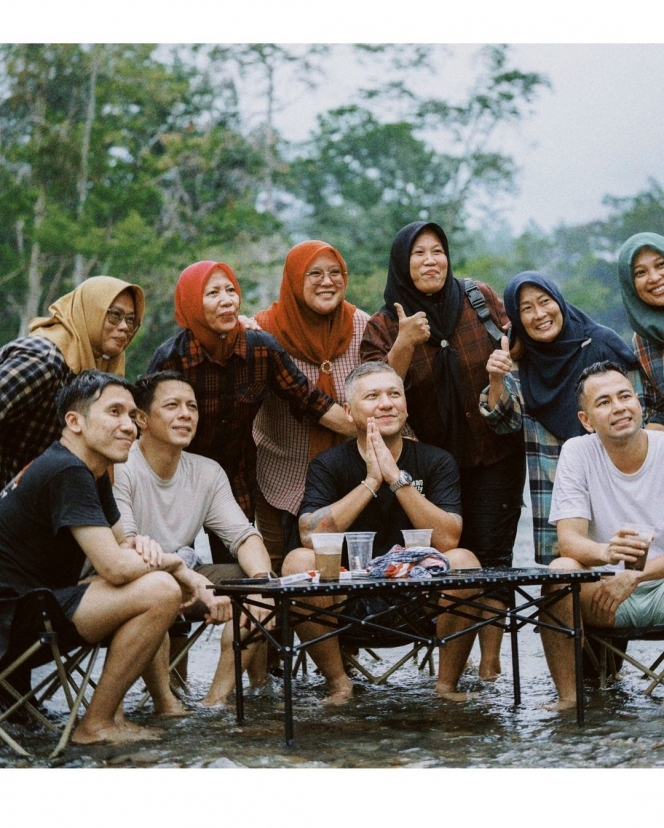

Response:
(389, 470), (413, 492)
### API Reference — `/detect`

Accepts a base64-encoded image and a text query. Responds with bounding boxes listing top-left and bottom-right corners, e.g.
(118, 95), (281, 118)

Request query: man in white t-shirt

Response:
(113, 370), (274, 713)
(543, 360), (664, 709)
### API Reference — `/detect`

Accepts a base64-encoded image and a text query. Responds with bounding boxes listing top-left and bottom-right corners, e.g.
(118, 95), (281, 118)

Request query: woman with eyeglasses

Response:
(251, 240), (369, 573)
(360, 221), (525, 680)
(0, 276), (144, 488)
(148, 259), (354, 565)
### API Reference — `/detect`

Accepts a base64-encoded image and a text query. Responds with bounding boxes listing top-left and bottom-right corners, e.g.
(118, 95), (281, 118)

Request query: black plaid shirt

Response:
(148, 328), (334, 518)
(0, 336), (74, 487)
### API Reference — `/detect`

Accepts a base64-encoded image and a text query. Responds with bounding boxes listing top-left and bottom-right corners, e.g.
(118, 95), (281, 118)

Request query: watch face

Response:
(401, 471), (413, 484)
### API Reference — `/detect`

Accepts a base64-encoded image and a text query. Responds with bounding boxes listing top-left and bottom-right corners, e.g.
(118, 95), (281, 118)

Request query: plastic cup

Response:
(622, 524), (654, 571)
(311, 533), (345, 581)
(401, 529), (433, 548)
(345, 532), (376, 571)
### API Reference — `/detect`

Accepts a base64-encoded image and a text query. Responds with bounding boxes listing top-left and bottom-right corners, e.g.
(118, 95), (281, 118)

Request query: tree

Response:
(287, 45), (550, 284)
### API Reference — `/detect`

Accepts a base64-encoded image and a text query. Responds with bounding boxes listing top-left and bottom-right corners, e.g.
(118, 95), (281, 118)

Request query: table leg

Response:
(232, 599), (244, 724)
(508, 585), (521, 707)
(279, 598), (294, 746)
(572, 582), (585, 726)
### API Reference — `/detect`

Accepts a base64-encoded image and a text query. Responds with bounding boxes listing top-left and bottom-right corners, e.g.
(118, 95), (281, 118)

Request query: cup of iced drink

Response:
(623, 524), (655, 571)
(311, 533), (345, 581)
(345, 532), (376, 571)
(402, 529), (433, 548)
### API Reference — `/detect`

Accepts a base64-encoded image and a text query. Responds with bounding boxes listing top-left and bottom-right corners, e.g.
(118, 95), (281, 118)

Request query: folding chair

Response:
(584, 624), (664, 696)
(0, 587), (100, 758)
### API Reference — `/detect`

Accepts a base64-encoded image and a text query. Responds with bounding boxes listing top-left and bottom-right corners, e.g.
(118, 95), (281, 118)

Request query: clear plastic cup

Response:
(345, 532), (376, 571)
(401, 529), (433, 548)
(311, 533), (345, 581)
(622, 524), (654, 571)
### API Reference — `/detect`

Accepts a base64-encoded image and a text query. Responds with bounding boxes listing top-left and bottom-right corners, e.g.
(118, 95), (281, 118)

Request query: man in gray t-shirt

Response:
(543, 361), (664, 710)
(115, 371), (274, 712)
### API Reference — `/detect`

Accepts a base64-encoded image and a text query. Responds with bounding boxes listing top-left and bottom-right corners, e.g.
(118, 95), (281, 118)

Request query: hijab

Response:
(618, 232), (664, 345)
(174, 260), (241, 364)
(28, 275), (145, 375)
(382, 221), (466, 462)
(504, 271), (638, 440)
(256, 240), (356, 458)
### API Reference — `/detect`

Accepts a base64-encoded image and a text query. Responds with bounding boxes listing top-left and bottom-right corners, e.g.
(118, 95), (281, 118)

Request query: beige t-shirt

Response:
(113, 442), (261, 557)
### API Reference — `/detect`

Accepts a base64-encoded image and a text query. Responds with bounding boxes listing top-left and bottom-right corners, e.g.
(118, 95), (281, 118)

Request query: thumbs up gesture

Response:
(394, 302), (431, 348)
(486, 335), (512, 380)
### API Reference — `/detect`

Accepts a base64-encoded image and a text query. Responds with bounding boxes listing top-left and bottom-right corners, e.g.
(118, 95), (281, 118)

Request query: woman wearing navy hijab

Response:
(480, 271), (641, 564)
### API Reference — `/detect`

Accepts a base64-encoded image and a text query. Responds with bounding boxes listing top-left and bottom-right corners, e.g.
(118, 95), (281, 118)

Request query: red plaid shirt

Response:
(360, 281), (521, 468)
(148, 328), (334, 518)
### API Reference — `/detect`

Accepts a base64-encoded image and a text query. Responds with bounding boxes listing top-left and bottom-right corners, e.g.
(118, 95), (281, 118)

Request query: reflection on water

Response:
(2, 499), (664, 768)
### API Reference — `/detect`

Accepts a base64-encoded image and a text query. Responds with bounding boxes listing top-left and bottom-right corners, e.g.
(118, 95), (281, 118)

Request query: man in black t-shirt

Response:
(0, 370), (218, 745)
(282, 362), (482, 705)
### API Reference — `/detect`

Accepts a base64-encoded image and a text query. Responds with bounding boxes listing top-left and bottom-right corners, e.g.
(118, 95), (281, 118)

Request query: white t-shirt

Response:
(549, 431), (664, 571)
(113, 442), (261, 557)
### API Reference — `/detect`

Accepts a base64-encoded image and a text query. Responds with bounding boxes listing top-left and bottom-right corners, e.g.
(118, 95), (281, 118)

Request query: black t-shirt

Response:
(0, 442), (120, 593)
(299, 439), (461, 559)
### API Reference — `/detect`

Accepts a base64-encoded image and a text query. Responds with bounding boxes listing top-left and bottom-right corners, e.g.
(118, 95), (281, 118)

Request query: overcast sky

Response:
(9, 5), (664, 237)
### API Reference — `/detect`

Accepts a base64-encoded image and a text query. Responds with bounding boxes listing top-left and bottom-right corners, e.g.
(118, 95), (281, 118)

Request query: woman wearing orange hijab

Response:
(148, 258), (353, 564)
(0, 276), (144, 487)
(252, 241), (369, 572)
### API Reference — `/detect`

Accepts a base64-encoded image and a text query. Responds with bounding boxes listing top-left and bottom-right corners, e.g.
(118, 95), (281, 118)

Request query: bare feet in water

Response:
(435, 684), (480, 702)
(321, 676), (353, 706)
(71, 721), (162, 745)
(543, 697), (577, 712)
(154, 698), (192, 718)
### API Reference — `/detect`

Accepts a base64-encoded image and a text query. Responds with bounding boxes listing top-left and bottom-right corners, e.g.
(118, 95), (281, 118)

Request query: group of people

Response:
(1, 221), (664, 746)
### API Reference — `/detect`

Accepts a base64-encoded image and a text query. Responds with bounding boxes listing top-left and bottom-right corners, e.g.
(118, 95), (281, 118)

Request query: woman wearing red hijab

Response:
(252, 241), (369, 572)
(148, 260), (353, 563)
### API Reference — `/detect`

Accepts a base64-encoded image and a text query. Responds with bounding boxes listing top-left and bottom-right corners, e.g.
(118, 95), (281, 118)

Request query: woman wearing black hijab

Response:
(361, 221), (525, 679)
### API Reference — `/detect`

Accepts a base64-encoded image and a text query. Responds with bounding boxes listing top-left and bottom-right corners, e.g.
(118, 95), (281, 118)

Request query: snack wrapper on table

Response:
(366, 545), (451, 579)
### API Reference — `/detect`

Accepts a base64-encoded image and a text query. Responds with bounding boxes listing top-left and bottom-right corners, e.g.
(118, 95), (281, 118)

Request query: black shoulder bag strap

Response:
(463, 279), (504, 348)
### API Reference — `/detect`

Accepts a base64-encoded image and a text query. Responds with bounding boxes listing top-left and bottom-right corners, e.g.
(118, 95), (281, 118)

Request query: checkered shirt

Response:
(360, 281), (521, 469)
(148, 327), (335, 519)
(633, 333), (664, 427)
(253, 308), (369, 515)
(0, 336), (74, 488)
(480, 365), (645, 564)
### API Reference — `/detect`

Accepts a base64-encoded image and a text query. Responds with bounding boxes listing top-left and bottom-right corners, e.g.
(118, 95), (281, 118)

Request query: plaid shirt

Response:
(0, 336), (74, 487)
(480, 365), (645, 564)
(253, 308), (369, 515)
(148, 327), (335, 519)
(360, 281), (522, 468)
(633, 333), (664, 427)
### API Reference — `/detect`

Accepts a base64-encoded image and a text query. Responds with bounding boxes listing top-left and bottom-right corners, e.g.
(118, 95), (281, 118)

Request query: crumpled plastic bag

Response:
(367, 545), (451, 579)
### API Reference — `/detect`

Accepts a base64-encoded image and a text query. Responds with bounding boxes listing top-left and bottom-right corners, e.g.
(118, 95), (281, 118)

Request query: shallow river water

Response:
(2, 498), (664, 773)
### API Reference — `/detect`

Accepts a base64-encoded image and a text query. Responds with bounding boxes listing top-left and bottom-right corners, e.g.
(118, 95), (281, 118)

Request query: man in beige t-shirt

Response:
(113, 370), (274, 712)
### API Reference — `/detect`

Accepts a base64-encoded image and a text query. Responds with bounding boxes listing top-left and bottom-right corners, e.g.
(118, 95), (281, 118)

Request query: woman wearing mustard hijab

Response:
(618, 232), (664, 428)
(0, 276), (144, 486)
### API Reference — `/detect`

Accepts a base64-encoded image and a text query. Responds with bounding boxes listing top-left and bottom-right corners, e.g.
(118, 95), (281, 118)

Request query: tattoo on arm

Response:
(299, 507), (338, 546)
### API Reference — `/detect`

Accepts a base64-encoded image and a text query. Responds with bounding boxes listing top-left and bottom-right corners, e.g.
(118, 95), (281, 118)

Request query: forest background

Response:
(1, 42), (663, 379)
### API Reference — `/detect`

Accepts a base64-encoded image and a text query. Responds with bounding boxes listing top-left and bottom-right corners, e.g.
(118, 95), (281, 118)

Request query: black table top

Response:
(209, 566), (605, 597)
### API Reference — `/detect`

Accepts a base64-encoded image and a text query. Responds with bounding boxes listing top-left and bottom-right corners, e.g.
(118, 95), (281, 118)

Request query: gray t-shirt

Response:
(549, 431), (664, 571)
(113, 442), (261, 558)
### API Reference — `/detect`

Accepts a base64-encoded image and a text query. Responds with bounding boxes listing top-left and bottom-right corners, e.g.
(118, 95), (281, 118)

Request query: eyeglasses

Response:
(304, 268), (345, 286)
(106, 308), (140, 333)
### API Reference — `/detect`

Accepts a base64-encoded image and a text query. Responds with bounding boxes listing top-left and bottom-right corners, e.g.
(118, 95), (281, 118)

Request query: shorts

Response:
(54, 583), (90, 621)
(614, 579), (664, 628)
